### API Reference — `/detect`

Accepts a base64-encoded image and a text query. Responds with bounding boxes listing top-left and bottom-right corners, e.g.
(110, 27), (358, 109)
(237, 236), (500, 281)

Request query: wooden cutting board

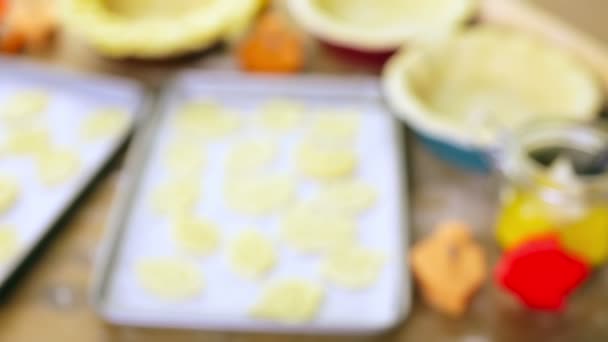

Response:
(480, 0), (608, 94)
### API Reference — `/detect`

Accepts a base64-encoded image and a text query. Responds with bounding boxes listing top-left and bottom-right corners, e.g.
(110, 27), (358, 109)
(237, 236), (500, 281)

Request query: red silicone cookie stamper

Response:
(495, 235), (590, 311)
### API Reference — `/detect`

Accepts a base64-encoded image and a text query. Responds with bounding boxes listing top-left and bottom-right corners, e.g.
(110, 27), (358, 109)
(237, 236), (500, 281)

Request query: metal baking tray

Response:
(0, 57), (146, 290)
(92, 71), (410, 334)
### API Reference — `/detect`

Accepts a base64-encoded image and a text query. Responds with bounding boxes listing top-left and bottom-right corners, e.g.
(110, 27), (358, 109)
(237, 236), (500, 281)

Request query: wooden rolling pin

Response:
(480, 0), (608, 94)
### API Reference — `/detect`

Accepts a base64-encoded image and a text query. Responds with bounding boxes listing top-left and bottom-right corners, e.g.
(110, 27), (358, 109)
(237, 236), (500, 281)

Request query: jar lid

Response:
(499, 119), (608, 200)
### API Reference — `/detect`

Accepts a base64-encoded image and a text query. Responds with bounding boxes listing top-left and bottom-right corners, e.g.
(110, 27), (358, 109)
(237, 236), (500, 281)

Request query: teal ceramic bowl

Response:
(416, 133), (491, 172)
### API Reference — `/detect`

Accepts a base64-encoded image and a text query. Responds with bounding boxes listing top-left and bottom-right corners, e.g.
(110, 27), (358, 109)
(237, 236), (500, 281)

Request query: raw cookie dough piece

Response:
(282, 203), (357, 253)
(309, 112), (359, 143)
(250, 279), (324, 323)
(151, 179), (200, 218)
(136, 257), (204, 300)
(164, 141), (205, 176)
(312, 180), (377, 214)
(172, 216), (219, 256)
(1, 90), (49, 124)
(225, 174), (294, 215)
(5, 129), (51, 156)
(225, 138), (276, 174)
(0, 226), (19, 262)
(296, 141), (356, 179)
(81, 108), (129, 140)
(0, 175), (19, 214)
(174, 100), (240, 138)
(322, 245), (385, 289)
(259, 99), (303, 131)
(228, 229), (276, 279)
(36, 148), (81, 186)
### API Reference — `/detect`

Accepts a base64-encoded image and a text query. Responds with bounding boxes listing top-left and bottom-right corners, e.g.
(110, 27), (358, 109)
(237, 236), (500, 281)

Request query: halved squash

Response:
(383, 26), (603, 148)
(286, 0), (478, 53)
(62, 0), (263, 58)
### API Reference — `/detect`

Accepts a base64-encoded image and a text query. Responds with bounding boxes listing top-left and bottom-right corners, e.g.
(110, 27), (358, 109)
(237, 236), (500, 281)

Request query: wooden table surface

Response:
(1, 3), (608, 341)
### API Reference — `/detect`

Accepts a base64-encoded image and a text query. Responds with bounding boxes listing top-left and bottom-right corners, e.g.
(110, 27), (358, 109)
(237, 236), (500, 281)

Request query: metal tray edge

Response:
(90, 91), (162, 315)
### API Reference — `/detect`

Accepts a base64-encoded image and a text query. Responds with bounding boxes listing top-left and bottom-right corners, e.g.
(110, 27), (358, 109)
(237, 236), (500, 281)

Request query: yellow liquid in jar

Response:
(496, 189), (608, 265)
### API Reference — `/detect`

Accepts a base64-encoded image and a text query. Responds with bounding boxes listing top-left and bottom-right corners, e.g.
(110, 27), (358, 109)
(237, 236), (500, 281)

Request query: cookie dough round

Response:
(296, 142), (356, 179)
(82, 108), (129, 140)
(259, 99), (304, 132)
(282, 203), (357, 253)
(313, 180), (377, 214)
(5, 129), (52, 156)
(228, 229), (276, 279)
(36, 148), (81, 186)
(172, 217), (220, 256)
(0, 175), (19, 215)
(225, 174), (294, 215)
(151, 179), (200, 218)
(0, 225), (19, 263)
(174, 100), (240, 138)
(250, 279), (324, 323)
(225, 138), (276, 174)
(322, 245), (385, 289)
(1, 90), (49, 124)
(309, 112), (359, 143)
(164, 141), (206, 176)
(136, 257), (204, 300)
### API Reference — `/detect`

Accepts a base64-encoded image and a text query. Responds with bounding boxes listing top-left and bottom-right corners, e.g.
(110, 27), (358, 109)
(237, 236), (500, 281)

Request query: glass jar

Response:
(495, 120), (608, 265)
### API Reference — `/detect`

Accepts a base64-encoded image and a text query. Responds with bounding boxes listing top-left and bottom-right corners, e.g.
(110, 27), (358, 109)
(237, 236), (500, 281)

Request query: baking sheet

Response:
(93, 72), (410, 334)
(0, 57), (145, 289)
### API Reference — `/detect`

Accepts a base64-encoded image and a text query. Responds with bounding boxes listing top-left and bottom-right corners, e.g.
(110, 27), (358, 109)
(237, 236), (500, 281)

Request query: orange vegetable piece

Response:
(410, 221), (487, 316)
(2, 0), (57, 53)
(0, 31), (25, 54)
(0, 0), (7, 22)
(238, 12), (304, 73)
